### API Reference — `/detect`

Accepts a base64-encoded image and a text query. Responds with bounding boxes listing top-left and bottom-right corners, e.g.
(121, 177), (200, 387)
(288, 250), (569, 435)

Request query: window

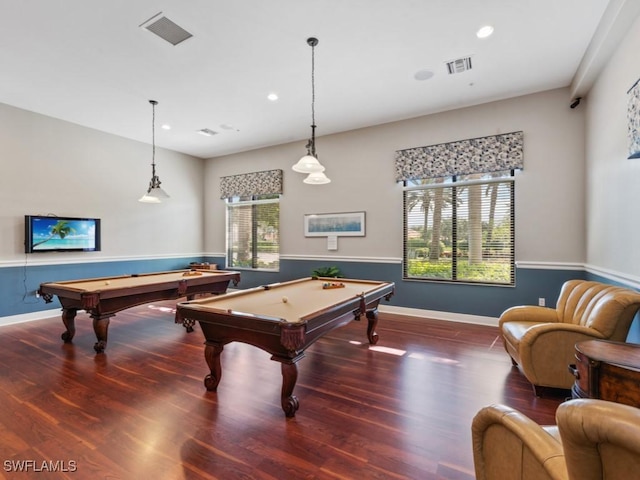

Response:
(226, 194), (280, 271)
(395, 131), (523, 286)
(220, 169), (282, 271)
(403, 170), (515, 285)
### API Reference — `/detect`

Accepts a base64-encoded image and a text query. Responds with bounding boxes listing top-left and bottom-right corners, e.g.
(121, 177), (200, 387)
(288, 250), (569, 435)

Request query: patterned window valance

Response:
(394, 131), (524, 182)
(220, 169), (283, 199)
(628, 78), (640, 159)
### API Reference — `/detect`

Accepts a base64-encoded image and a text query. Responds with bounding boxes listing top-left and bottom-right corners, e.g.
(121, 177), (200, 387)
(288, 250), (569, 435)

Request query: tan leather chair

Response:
(499, 280), (640, 394)
(557, 399), (640, 480)
(472, 399), (640, 480)
(471, 404), (568, 480)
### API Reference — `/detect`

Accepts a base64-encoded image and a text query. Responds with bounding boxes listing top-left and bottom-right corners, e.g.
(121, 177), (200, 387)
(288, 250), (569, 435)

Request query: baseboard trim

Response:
(0, 308), (60, 327)
(2, 306), (498, 329)
(379, 305), (499, 327)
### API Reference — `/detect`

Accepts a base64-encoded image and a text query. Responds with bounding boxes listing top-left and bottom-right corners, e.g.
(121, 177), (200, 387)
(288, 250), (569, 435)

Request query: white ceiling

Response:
(0, 0), (620, 159)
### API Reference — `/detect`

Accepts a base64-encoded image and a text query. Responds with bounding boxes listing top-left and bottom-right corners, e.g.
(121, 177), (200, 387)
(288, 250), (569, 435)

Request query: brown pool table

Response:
(175, 276), (395, 417)
(39, 269), (240, 353)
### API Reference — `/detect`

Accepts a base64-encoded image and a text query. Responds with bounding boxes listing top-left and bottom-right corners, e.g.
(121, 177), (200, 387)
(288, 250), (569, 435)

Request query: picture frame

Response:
(628, 78), (640, 159)
(304, 211), (366, 237)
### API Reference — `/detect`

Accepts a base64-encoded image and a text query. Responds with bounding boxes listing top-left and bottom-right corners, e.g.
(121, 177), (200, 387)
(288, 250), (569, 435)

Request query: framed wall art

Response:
(628, 77), (640, 159)
(304, 211), (365, 237)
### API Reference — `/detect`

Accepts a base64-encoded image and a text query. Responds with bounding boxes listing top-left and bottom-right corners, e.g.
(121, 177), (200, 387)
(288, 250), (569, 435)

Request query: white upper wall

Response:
(585, 14), (640, 278)
(0, 103), (205, 264)
(0, 84), (589, 272)
(205, 87), (586, 265)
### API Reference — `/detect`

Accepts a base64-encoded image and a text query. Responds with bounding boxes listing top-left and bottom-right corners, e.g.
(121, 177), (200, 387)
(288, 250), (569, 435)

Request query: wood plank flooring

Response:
(0, 302), (566, 479)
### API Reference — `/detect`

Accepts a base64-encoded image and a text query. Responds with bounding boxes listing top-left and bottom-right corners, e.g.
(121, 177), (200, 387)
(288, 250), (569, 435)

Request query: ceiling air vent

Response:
(446, 56), (473, 74)
(140, 12), (193, 46)
(197, 128), (218, 137)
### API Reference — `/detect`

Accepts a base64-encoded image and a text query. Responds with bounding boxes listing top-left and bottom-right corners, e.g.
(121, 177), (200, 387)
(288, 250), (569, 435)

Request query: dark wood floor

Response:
(0, 302), (566, 479)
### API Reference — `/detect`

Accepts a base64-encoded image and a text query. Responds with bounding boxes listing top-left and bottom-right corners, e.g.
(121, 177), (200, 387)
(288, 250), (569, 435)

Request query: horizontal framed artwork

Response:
(304, 211), (366, 237)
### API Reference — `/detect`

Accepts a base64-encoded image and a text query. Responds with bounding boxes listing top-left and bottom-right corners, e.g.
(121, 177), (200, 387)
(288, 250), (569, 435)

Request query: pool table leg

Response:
(60, 308), (77, 343)
(91, 315), (113, 353)
(280, 361), (300, 418)
(366, 308), (380, 345)
(203, 342), (224, 391)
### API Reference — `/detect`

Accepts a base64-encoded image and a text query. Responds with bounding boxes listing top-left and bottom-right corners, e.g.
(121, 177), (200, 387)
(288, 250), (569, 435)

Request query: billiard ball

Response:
(282, 296), (288, 303)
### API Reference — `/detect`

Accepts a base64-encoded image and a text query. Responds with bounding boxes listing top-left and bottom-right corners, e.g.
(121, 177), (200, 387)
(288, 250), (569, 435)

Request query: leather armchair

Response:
(499, 280), (640, 394)
(557, 399), (640, 479)
(471, 404), (568, 480)
(472, 399), (640, 480)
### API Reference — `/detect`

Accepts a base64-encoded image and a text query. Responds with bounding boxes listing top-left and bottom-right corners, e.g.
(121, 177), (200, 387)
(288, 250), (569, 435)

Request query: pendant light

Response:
(303, 171), (331, 185)
(139, 100), (170, 203)
(292, 37), (331, 184)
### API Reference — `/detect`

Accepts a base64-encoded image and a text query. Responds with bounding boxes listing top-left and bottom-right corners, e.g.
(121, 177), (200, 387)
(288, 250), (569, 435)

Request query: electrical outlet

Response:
(538, 297), (545, 307)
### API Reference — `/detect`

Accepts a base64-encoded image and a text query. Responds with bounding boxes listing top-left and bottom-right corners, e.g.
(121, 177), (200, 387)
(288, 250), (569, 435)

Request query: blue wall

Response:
(1, 256), (587, 320)
(205, 257), (584, 318)
(1, 257), (205, 317)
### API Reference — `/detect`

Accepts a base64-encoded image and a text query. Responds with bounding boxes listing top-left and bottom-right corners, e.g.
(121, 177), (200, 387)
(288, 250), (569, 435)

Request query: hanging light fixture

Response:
(292, 37), (331, 184)
(303, 171), (331, 185)
(139, 100), (170, 203)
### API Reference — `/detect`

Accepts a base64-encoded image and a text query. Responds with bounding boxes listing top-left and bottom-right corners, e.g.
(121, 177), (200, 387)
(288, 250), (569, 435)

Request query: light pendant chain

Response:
(309, 38), (317, 157)
(151, 101), (156, 176)
(140, 98), (168, 201)
(311, 41), (315, 129)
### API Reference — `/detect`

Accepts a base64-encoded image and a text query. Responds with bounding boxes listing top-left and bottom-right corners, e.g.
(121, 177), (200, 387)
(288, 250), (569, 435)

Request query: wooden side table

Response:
(569, 339), (640, 407)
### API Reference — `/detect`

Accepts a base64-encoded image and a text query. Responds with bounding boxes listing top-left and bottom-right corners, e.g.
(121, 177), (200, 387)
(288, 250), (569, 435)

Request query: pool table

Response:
(39, 269), (240, 353)
(175, 276), (395, 417)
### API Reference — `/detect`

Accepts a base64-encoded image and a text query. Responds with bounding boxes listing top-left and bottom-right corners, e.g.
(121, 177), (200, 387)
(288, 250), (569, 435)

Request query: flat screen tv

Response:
(25, 215), (101, 253)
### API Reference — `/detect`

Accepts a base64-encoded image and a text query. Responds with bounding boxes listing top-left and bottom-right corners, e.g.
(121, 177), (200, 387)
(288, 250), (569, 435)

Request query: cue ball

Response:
(282, 296), (288, 303)
(105, 281), (110, 285)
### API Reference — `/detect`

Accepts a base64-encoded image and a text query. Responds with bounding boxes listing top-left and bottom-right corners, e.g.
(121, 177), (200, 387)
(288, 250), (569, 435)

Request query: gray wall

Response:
(205, 88), (586, 266)
(201, 88), (587, 322)
(0, 102), (205, 262)
(585, 14), (640, 278)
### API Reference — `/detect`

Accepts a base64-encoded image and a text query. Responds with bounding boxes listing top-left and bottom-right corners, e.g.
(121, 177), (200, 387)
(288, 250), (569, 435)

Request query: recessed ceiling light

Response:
(414, 69), (434, 81)
(267, 93), (279, 101)
(476, 25), (494, 39)
(161, 124), (171, 130)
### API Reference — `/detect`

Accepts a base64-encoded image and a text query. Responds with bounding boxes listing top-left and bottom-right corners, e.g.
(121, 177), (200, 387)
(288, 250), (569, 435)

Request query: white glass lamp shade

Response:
(292, 154), (325, 173)
(303, 171), (331, 185)
(139, 185), (170, 203)
(138, 193), (161, 203)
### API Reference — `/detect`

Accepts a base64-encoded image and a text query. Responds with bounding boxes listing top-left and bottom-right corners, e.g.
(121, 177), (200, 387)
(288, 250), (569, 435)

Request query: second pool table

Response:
(39, 269), (240, 352)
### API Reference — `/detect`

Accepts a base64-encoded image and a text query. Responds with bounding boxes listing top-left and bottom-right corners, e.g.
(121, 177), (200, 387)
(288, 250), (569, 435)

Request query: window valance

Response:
(394, 131), (524, 182)
(220, 169), (283, 199)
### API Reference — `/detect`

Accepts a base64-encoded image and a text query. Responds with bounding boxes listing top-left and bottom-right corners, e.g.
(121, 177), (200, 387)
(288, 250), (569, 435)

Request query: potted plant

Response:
(311, 266), (344, 278)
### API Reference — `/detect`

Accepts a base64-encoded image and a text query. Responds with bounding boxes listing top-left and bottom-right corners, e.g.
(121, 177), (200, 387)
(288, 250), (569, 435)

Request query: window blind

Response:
(403, 172), (515, 285)
(227, 196), (280, 271)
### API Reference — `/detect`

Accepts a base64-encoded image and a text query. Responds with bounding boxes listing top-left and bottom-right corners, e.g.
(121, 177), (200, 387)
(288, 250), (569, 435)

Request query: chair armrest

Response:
(520, 323), (607, 346)
(517, 324), (606, 387)
(557, 399), (640, 479)
(472, 404), (567, 480)
(499, 305), (560, 327)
